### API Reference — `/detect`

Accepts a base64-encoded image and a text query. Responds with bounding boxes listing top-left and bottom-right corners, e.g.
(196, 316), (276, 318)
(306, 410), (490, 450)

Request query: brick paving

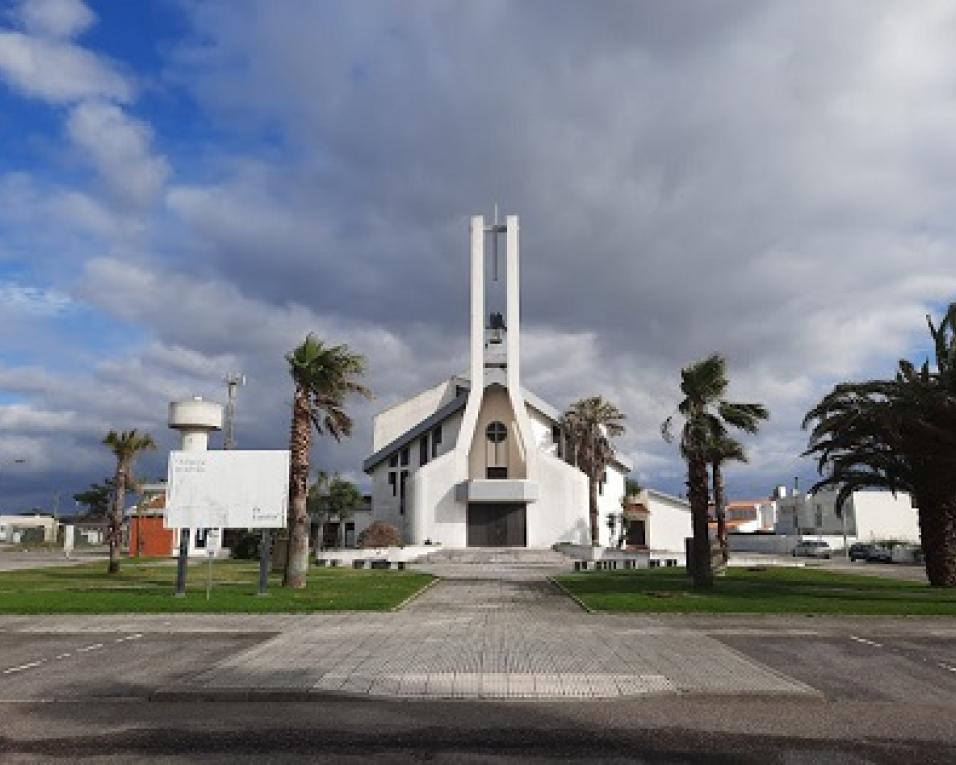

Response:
(154, 564), (816, 700)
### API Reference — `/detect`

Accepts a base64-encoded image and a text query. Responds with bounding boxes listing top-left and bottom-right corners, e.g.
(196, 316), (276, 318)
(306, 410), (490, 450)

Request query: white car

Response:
(792, 540), (832, 559)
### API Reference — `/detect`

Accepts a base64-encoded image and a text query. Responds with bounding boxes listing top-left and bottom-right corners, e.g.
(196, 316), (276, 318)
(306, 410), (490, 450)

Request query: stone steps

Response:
(415, 547), (571, 565)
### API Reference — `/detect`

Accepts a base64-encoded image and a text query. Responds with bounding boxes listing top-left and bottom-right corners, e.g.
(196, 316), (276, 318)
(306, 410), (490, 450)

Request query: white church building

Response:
(363, 215), (631, 548)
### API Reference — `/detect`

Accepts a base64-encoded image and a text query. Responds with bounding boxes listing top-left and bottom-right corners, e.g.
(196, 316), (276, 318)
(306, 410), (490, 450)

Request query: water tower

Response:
(168, 396), (223, 452)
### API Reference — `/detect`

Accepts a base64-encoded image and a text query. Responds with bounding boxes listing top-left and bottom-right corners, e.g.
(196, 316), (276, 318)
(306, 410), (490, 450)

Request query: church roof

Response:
(362, 377), (634, 474)
(362, 390), (469, 474)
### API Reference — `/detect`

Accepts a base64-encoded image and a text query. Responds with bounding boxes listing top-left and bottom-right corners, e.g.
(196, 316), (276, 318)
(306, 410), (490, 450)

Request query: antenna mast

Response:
(223, 373), (246, 450)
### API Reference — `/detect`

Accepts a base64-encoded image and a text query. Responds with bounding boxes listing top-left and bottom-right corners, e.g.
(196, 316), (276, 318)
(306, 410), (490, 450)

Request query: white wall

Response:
(851, 491), (920, 543)
(369, 409), (462, 543)
(529, 452), (590, 546)
(775, 489), (920, 543)
(408, 451), (466, 547)
(595, 465), (627, 547)
(642, 491), (693, 553)
(0, 515), (57, 542)
(527, 404), (561, 458)
(372, 379), (457, 451)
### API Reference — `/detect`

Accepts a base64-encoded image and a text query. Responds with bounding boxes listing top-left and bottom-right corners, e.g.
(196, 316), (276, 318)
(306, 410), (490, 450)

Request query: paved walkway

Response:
(147, 564), (815, 700)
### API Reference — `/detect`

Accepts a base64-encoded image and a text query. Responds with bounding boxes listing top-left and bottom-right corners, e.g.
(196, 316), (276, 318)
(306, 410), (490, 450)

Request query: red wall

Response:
(129, 516), (174, 558)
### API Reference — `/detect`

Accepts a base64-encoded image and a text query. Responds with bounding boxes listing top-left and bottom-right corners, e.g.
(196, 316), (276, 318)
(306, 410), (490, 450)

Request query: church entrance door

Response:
(466, 503), (526, 547)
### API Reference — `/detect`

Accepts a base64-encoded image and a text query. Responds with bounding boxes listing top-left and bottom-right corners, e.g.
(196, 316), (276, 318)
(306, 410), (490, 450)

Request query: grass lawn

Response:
(555, 566), (956, 616)
(0, 559), (433, 614)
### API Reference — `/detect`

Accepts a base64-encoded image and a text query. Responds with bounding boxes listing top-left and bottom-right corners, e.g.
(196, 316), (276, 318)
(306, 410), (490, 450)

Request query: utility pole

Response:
(223, 373), (246, 450)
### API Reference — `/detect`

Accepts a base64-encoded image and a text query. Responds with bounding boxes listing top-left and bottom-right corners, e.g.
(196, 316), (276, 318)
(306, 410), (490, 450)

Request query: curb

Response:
(547, 576), (594, 613)
(150, 687), (360, 703)
(390, 575), (440, 612)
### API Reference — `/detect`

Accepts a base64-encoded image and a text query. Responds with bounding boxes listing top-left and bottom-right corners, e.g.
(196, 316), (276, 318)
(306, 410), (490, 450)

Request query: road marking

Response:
(54, 653), (71, 660)
(937, 662), (956, 673)
(77, 643), (104, 652)
(3, 660), (44, 674)
(849, 636), (883, 648)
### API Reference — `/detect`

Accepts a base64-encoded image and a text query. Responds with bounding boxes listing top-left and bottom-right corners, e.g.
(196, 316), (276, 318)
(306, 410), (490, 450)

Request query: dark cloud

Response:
(4, 1), (956, 509)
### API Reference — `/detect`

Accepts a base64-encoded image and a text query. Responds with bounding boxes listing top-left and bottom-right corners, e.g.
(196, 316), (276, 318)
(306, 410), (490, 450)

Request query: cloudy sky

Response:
(1, 0), (955, 512)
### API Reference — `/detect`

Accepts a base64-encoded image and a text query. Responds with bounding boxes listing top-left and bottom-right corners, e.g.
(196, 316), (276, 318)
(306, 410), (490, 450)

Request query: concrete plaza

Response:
(4, 562), (956, 761)
(3, 560), (956, 704)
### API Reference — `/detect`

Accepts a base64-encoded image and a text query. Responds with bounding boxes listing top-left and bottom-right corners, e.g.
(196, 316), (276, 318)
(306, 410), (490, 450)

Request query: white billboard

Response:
(164, 450), (290, 529)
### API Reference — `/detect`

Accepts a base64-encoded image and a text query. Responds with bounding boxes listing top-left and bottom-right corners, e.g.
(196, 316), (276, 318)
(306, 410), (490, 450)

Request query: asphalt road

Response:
(2, 626), (956, 762)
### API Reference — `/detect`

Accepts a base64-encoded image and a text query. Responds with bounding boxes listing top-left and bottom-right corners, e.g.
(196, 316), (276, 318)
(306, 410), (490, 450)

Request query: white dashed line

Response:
(3, 661), (44, 675)
(937, 662), (956, 673)
(2, 633), (148, 677)
(849, 636), (883, 648)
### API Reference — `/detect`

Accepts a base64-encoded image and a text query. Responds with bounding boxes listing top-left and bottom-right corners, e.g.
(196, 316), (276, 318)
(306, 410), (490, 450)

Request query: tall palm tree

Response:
(102, 430), (155, 575)
(707, 435), (748, 564)
(804, 304), (956, 587)
(562, 396), (626, 547)
(284, 335), (371, 589)
(663, 354), (768, 587)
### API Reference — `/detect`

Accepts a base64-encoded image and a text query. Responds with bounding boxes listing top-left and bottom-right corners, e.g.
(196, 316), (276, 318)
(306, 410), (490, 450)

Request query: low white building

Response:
(622, 489), (693, 554)
(774, 487), (920, 543)
(722, 498), (777, 534)
(0, 513), (57, 543)
(363, 214), (631, 548)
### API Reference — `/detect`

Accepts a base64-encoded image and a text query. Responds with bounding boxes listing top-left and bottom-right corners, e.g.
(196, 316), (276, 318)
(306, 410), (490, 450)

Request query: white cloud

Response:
(0, 30), (131, 103)
(0, 281), (72, 316)
(7, 1), (956, 507)
(66, 101), (169, 208)
(12, 0), (95, 40)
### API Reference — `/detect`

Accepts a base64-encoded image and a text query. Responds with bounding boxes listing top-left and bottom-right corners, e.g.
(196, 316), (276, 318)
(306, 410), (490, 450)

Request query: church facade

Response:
(363, 215), (631, 548)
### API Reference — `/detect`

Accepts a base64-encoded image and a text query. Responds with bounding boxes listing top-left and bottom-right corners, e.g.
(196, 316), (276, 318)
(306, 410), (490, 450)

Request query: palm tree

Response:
(284, 335), (371, 589)
(663, 354), (769, 587)
(707, 435), (747, 564)
(562, 396), (626, 547)
(102, 430), (155, 575)
(804, 304), (956, 587)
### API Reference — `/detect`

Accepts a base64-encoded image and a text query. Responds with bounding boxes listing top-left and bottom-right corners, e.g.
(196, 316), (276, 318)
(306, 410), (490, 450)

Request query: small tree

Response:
(804, 304), (956, 587)
(73, 479), (115, 518)
(663, 355), (768, 588)
(102, 430), (155, 575)
(309, 473), (364, 548)
(284, 335), (371, 589)
(562, 396), (626, 547)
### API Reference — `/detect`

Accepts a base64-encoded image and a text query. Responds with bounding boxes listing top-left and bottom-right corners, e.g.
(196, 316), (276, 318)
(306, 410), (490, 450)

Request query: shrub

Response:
(357, 522), (402, 549)
(18, 527), (46, 546)
(230, 531), (260, 560)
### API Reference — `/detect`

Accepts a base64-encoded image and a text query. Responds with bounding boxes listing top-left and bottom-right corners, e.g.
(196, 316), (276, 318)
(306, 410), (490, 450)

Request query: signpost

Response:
(165, 450), (289, 596)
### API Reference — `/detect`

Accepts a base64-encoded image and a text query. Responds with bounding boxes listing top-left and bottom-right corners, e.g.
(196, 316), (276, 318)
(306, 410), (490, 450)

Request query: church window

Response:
(388, 472), (396, 497)
(419, 435), (429, 466)
(400, 446), (409, 467)
(399, 471), (408, 515)
(432, 426), (442, 458)
(486, 421), (507, 443)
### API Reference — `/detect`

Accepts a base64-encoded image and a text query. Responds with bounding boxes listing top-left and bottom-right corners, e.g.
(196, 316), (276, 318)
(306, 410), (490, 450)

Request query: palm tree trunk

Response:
(108, 461), (126, 575)
(589, 475), (600, 547)
(712, 460), (728, 564)
(688, 455), (713, 588)
(918, 500), (956, 587)
(284, 385), (312, 589)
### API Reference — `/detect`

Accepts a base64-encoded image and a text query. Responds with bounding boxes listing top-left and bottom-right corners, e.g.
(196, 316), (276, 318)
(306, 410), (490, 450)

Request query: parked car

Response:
(849, 543), (875, 562)
(866, 545), (894, 563)
(792, 540), (832, 559)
